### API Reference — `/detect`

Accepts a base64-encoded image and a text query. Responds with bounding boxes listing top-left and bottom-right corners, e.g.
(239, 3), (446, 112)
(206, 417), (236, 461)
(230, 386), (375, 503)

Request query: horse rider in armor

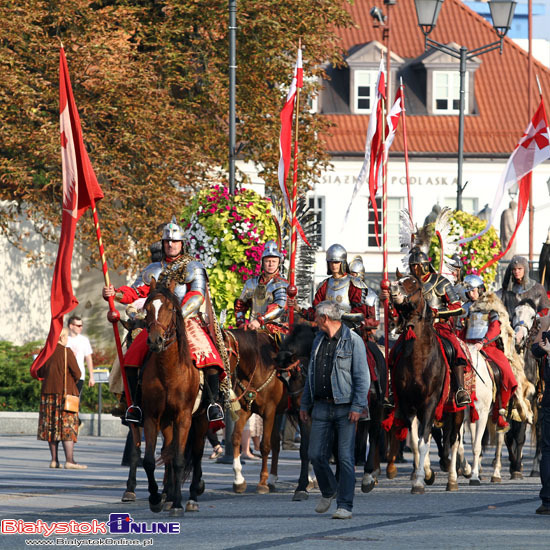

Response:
(408, 247), (471, 408)
(234, 240), (289, 334)
(349, 255), (380, 341)
(103, 217), (225, 425)
(461, 274), (517, 431)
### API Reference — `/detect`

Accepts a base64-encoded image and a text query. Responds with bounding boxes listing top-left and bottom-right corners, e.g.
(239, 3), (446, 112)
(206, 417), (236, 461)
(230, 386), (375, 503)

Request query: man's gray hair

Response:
(315, 301), (342, 321)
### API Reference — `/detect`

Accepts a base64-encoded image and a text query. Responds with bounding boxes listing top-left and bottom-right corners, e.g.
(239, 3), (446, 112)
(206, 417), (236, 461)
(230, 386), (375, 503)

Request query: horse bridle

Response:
(146, 303), (177, 351)
(277, 357), (306, 396)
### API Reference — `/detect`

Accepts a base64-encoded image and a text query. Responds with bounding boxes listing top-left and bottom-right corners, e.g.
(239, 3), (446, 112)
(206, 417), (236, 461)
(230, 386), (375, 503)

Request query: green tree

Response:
(0, 0), (353, 270)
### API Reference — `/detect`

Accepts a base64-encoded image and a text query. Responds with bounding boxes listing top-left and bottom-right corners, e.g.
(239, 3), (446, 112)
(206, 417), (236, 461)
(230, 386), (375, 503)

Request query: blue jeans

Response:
(308, 401), (356, 512)
(540, 406), (550, 506)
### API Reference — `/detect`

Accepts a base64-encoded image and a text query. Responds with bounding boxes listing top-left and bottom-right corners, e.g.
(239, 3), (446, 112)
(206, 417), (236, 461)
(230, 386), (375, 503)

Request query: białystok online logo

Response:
(1, 514), (180, 536)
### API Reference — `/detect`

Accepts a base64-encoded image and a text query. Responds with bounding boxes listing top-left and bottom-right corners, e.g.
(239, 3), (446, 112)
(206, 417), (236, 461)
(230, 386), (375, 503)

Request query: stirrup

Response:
(207, 403), (224, 422)
(125, 405), (142, 424)
(455, 388), (471, 407)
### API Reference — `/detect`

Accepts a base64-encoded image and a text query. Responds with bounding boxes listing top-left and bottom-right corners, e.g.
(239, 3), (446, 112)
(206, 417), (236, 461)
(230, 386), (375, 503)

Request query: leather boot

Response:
(206, 373), (224, 422)
(125, 385), (143, 425)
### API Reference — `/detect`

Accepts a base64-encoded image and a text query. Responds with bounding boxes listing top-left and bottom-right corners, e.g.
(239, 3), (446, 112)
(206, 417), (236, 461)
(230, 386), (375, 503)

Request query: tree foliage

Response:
(0, 0), (353, 270)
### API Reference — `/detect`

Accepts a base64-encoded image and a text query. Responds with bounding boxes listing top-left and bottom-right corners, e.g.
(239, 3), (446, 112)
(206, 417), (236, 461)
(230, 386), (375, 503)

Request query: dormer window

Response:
(433, 71), (469, 114)
(355, 70), (379, 113)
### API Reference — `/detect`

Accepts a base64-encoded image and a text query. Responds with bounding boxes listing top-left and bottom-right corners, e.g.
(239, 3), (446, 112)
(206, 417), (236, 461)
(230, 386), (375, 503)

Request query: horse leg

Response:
(469, 411), (487, 485)
(160, 425), (175, 510)
(257, 406), (277, 494)
(268, 413), (283, 492)
(232, 409), (251, 493)
(386, 426), (400, 480)
(169, 411), (193, 516)
(409, 417), (420, 481)
(293, 416), (312, 501)
(122, 428), (141, 502)
(143, 419), (165, 513)
(186, 414), (208, 512)
(506, 420), (526, 479)
(491, 430), (504, 483)
(446, 411), (464, 492)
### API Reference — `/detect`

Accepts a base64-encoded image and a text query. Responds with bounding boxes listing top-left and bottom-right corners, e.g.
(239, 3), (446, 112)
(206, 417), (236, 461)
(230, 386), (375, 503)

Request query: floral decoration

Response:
(180, 185), (278, 324)
(429, 210), (501, 286)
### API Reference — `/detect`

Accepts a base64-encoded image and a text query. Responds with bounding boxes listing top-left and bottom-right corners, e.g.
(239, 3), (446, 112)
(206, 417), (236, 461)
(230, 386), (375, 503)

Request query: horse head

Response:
(512, 299), (537, 349)
(144, 278), (185, 358)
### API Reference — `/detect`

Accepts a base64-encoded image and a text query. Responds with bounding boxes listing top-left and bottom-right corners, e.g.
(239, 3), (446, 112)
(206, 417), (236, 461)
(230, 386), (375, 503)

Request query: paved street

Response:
(0, 433), (548, 549)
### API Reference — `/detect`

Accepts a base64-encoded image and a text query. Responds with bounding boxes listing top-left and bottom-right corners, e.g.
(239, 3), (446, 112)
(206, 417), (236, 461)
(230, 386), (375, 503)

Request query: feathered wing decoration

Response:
(399, 208), (416, 272)
(270, 195), (321, 306)
(434, 206), (460, 278)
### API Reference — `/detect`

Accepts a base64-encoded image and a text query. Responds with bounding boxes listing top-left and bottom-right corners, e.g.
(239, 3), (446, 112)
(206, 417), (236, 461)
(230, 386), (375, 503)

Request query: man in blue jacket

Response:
(300, 301), (370, 520)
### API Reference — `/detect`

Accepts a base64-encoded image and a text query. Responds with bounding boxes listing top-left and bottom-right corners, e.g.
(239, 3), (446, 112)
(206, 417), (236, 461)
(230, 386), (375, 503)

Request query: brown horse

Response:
(388, 272), (464, 493)
(224, 329), (287, 494)
(141, 278), (203, 515)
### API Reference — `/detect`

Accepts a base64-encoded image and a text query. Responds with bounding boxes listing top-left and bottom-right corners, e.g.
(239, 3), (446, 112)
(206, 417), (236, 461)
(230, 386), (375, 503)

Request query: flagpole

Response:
(89, 200), (133, 409)
(400, 78), (412, 217)
(287, 40), (302, 326)
(380, 92), (390, 383)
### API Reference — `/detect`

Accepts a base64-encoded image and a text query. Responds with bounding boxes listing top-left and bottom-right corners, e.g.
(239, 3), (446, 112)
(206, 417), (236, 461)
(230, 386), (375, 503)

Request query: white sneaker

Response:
(315, 494), (336, 513)
(332, 508), (352, 519)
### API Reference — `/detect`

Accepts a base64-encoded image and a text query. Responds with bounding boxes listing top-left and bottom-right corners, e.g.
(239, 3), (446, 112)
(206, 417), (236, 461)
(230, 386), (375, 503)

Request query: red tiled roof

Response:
(323, 0), (550, 155)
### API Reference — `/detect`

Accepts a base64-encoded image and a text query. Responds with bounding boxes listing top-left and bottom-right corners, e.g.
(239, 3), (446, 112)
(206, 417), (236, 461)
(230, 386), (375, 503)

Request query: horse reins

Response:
(146, 306), (177, 351)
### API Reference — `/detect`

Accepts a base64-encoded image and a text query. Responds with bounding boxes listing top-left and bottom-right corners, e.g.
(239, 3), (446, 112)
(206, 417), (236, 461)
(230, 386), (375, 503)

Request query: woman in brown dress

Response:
(37, 328), (87, 469)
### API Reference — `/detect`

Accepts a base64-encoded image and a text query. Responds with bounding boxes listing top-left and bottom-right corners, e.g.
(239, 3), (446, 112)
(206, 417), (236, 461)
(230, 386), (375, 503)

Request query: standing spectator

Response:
(500, 200), (517, 260)
(299, 301), (370, 520)
(37, 328), (87, 469)
(67, 315), (95, 396)
(531, 336), (550, 515)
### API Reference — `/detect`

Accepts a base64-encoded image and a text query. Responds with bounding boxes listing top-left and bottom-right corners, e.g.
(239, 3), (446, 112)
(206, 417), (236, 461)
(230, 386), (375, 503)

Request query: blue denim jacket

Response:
(300, 323), (370, 414)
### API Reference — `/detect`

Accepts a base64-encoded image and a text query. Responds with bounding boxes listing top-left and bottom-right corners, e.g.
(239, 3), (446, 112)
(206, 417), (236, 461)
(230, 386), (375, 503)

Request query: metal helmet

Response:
(261, 240), (284, 261)
(464, 274), (485, 293)
(409, 247), (433, 276)
(326, 244), (347, 263)
(162, 216), (185, 241)
(448, 253), (464, 270)
(326, 243), (349, 276)
(349, 255), (365, 278)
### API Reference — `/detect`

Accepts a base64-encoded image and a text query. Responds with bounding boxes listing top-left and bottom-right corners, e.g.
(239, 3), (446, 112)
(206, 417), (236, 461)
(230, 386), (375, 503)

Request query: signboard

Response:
(93, 368), (110, 384)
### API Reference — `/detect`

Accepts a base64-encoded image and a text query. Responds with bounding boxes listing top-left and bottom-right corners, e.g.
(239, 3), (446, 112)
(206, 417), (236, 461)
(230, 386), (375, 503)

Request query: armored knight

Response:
(234, 240), (289, 334)
(349, 255), (380, 337)
(307, 244), (366, 326)
(408, 247), (471, 407)
(461, 274), (517, 431)
(103, 217), (225, 424)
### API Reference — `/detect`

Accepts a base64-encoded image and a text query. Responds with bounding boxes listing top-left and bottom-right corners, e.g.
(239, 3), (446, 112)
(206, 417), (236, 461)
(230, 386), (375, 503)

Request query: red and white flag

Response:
(30, 48), (104, 379)
(461, 97), (550, 270)
(344, 59), (385, 235)
(278, 49), (303, 216)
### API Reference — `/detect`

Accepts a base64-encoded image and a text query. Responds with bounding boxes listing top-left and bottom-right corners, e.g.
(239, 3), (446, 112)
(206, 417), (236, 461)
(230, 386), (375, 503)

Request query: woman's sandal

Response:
(209, 445), (223, 460)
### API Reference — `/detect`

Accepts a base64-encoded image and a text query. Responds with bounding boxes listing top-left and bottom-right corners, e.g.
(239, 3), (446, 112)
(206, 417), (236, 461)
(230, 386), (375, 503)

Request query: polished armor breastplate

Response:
(466, 311), (490, 340)
(325, 275), (352, 312)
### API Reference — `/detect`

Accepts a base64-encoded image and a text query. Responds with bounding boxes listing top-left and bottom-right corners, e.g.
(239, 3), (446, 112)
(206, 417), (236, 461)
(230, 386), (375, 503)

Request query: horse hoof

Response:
(169, 507), (184, 517)
(185, 500), (199, 512)
(469, 479), (481, 486)
(163, 501), (173, 511)
(268, 483), (276, 493)
(256, 484), (270, 494)
(411, 485), (425, 495)
(446, 481), (459, 492)
(149, 494), (166, 514)
(386, 465), (397, 479)
(490, 476), (502, 483)
(530, 470), (540, 478)
(424, 471), (436, 486)
(292, 491), (309, 501)
(361, 479), (375, 494)
(121, 491), (136, 502)
(511, 471), (523, 480)
(233, 481), (247, 493)
(197, 480), (206, 496)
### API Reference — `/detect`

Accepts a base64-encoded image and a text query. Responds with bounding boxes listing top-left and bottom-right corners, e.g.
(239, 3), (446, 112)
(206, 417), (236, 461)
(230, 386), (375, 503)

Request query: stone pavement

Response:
(0, 433), (548, 550)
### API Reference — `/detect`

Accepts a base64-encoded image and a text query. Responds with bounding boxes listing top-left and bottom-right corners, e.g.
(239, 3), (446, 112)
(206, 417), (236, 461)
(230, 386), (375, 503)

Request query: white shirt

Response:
(67, 334), (93, 381)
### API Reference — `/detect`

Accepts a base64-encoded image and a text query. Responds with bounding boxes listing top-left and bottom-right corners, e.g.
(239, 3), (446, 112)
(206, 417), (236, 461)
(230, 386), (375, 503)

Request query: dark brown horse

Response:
(140, 278), (204, 515)
(224, 329), (287, 494)
(388, 272), (464, 493)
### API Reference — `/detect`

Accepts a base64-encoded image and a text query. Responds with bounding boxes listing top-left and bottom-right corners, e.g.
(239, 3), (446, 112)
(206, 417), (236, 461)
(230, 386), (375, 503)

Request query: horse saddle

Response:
(480, 352), (502, 392)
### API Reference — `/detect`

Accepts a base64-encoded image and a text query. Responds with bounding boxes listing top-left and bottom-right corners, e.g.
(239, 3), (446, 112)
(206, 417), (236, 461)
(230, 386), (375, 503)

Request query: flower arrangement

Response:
(180, 185), (278, 324)
(429, 210), (501, 286)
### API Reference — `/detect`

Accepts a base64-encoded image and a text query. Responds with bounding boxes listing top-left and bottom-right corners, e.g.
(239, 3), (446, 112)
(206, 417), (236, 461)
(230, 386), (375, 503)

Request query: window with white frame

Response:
(354, 70), (379, 114)
(433, 71), (468, 114)
(307, 195), (325, 249)
(367, 197), (404, 249)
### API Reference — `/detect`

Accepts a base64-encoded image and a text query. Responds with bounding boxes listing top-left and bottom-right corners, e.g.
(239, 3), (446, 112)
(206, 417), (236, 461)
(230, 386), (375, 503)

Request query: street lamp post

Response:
(414, 0), (517, 212)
